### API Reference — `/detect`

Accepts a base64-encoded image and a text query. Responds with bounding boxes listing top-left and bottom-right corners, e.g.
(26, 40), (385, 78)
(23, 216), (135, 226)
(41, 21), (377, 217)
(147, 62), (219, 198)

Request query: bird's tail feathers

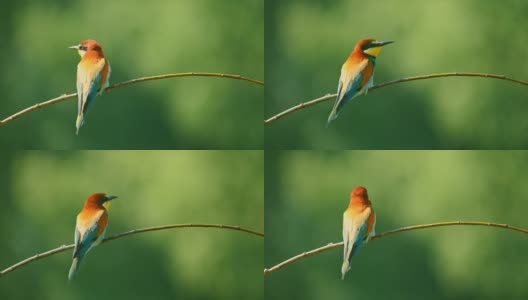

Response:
(75, 114), (84, 135)
(68, 256), (82, 282)
(341, 259), (350, 280)
(341, 238), (355, 280)
(326, 109), (339, 127)
(327, 93), (346, 127)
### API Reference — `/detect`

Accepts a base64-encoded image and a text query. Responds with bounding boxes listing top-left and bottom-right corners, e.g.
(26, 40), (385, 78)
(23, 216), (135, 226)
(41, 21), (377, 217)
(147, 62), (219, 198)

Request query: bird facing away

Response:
(341, 186), (376, 280)
(69, 39), (111, 135)
(68, 193), (117, 282)
(327, 39), (393, 126)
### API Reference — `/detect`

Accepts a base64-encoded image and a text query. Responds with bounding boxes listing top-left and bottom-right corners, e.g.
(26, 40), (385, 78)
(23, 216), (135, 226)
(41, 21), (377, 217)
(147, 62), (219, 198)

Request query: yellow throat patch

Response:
(364, 46), (382, 57)
(103, 201), (111, 210)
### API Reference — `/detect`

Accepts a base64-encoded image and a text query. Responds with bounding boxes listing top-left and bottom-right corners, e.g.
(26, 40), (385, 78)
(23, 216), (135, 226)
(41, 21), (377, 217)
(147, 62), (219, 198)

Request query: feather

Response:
(327, 58), (369, 125)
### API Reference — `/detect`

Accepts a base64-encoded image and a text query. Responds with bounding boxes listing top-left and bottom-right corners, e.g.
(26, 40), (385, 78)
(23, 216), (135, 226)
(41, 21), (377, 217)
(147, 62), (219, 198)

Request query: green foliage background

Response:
(0, 0), (263, 149)
(265, 0), (528, 149)
(0, 151), (263, 300)
(265, 151), (528, 299)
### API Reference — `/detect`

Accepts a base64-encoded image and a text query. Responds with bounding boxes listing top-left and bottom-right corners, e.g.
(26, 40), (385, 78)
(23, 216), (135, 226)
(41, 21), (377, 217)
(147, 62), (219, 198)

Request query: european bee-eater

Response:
(341, 186), (376, 280)
(327, 39), (393, 126)
(68, 193), (117, 281)
(69, 39), (111, 135)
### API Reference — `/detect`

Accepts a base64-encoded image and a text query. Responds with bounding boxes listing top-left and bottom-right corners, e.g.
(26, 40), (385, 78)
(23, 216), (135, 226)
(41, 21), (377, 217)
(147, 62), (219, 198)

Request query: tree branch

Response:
(264, 72), (528, 125)
(0, 223), (263, 278)
(263, 221), (528, 276)
(0, 72), (264, 127)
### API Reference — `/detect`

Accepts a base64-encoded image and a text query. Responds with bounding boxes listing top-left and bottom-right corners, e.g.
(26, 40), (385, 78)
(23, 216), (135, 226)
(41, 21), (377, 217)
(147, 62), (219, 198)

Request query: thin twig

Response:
(0, 72), (264, 127)
(263, 221), (528, 275)
(264, 72), (528, 125)
(0, 223), (263, 278)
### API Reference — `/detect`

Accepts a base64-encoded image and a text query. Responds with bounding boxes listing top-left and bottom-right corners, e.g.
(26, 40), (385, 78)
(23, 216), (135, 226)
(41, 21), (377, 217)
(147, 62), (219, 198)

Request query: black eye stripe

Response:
(362, 43), (377, 50)
(79, 46), (88, 51)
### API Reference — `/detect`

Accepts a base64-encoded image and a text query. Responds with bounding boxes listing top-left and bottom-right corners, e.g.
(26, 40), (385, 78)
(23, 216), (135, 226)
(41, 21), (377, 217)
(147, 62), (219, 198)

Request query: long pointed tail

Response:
(341, 241), (355, 280)
(68, 257), (81, 282)
(326, 109), (339, 127)
(75, 114), (84, 135)
(341, 258), (350, 280)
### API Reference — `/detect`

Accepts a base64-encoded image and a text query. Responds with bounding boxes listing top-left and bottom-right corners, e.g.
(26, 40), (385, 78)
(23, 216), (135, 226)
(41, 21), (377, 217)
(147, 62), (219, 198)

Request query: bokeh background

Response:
(265, 151), (528, 299)
(265, 0), (528, 149)
(0, 0), (263, 149)
(0, 151), (264, 300)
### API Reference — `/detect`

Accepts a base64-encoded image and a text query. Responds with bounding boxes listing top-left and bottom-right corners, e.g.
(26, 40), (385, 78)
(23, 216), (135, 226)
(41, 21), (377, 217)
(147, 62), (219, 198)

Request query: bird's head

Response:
(356, 39), (394, 58)
(86, 193), (118, 210)
(69, 39), (103, 58)
(351, 186), (369, 199)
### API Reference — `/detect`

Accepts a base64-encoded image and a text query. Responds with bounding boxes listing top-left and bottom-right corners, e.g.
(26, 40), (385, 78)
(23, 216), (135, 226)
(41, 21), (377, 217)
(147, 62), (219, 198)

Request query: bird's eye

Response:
(79, 46), (87, 51)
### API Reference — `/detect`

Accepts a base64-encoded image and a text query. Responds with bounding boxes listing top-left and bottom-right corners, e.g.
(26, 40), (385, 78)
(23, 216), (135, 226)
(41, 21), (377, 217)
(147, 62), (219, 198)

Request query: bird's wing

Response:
(363, 65), (375, 95)
(76, 68), (84, 116)
(98, 61), (111, 95)
(342, 213), (354, 261)
(335, 59), (369, 112)
(342, 210), (358, 278)
(343, 207), (372, 258)
(365, 208), (376, 241)
(342, 207), (371, 278)
(77, 59), (106, 115)
(73, 209), (106, 258)
(72, 227), (80, 258)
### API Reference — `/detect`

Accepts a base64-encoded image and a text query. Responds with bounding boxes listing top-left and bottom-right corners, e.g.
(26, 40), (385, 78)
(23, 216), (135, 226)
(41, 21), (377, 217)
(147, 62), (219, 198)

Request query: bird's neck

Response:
(82, 50), (105, 61)
(348, 49), (372, 62)
(83, 200), (105, 211)
(348, 196), (370, 208)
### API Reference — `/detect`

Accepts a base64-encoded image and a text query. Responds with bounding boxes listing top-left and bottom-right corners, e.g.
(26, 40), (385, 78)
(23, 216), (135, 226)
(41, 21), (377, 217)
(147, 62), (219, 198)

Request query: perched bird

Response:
(327, 39), (393, 126)
(341, 186), (376, 280)
(68, 193), (117, 281)
(69, 39), (111, 134)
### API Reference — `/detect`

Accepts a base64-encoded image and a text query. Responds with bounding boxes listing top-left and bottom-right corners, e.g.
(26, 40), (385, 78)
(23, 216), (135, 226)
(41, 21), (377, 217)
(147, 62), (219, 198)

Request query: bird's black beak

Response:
(374, 40), (394, 47)
(104, 195), (118, 202)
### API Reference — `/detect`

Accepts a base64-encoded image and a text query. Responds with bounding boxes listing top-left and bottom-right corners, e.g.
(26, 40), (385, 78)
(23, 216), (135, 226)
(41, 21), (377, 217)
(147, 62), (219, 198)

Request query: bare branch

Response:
(263, 221), (528, 275)
(264, 72), (528, 125)
(0, 223), (263, 278)
(0, 72), (264, 127)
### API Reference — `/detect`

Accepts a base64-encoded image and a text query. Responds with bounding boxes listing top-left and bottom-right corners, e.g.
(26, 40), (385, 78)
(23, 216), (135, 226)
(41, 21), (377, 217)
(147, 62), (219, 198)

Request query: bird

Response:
(327, 39), (393, 126)
(69, 39), (111, 135)
(68, 193), (117, 281)
(341, 186), (376, 280)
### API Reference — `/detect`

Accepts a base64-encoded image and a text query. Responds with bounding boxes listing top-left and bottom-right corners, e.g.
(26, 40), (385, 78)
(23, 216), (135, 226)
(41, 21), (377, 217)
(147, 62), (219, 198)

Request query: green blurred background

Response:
(0, 0), (263, 149)
(0, 151), (263, 300)
(265, 151), (528, 299)
(265, 0), (528, 149)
